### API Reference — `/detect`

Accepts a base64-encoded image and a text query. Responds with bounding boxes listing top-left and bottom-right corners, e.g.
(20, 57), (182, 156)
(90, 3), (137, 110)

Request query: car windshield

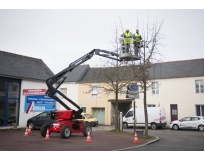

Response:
(84, 114), (93, 119)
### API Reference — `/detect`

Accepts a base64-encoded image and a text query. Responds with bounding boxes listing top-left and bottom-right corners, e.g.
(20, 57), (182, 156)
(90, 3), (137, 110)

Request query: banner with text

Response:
(23, 89), (56, 113)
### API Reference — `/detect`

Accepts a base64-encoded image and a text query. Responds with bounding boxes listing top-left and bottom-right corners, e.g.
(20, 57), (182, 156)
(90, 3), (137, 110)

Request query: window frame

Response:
(195, 104), (204, 116)
(151, 81), (159, 95)
(195, 79), (204, 94)
(90, 84), (98, 98)
(147, 104), (156, 107)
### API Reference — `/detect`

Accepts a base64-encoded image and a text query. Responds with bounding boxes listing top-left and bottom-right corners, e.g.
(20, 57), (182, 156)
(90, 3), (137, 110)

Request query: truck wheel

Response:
(83, 125), (92, 137)
(40, 124), (49, 137)
(123, 122), (128, 129)
(60, 126), (71, 139)
(151, 123), (157, 130)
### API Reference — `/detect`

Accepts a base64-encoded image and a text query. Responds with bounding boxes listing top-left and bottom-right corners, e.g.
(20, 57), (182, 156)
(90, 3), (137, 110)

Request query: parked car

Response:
(27, 111), (58, 130)
(170, 116), (204, 131)
(80, 113), (98, 127)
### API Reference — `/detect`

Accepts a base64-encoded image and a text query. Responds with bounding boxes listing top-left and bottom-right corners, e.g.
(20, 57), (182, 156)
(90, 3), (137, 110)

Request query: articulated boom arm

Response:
(46, 49), (121, 114)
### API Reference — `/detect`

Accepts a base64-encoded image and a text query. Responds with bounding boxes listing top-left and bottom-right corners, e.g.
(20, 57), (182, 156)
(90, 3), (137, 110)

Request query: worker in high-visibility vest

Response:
(133, 29), (142, 56)
(121, 29), (132, 53)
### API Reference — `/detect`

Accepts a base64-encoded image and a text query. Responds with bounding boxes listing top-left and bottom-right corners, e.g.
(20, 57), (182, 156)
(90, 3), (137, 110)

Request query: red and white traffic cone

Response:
(28, 125), (31, 134)
(45, 128), (50, 140)
(133, 131), (139, 143)
(24, 127), (28, 136)
(86, 129), (92, 142)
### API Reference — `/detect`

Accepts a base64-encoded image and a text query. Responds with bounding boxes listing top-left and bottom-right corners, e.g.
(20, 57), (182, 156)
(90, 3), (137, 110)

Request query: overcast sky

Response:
(0, 1), (204, 74)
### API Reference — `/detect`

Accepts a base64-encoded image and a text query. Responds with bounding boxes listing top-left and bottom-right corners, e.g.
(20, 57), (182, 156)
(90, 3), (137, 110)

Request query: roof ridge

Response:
(0, 50), (41, 60)
(158, 58), (204, 64)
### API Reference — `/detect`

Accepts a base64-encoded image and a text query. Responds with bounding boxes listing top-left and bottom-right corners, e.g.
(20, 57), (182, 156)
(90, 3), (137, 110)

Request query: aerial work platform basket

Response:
(119, 37), (141, 61)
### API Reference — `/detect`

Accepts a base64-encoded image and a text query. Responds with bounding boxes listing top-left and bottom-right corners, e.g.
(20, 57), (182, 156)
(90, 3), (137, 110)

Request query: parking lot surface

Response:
(0, 126), (157, 151)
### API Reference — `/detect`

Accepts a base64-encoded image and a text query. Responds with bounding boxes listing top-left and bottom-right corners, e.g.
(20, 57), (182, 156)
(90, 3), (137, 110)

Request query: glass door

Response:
(0, 80), (6, 126)
(0, 100), (5, 126)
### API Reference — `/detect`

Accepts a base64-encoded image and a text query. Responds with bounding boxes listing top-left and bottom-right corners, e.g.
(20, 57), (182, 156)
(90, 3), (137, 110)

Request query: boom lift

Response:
(40, 49), (122, 139)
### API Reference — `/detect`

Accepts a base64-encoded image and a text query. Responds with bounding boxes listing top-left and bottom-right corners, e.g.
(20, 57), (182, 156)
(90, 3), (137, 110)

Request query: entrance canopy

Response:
(108, 99), (134, 103)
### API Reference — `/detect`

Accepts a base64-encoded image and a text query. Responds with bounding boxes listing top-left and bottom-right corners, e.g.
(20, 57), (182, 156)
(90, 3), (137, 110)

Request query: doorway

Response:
(93, 108), (105, 124)
(170, 104), (178, 121)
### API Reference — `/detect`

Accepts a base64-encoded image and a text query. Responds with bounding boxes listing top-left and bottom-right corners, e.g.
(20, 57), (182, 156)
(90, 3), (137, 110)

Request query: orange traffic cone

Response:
(133, 131), (139, 143)
(45, 128), (50, 140)
(86, 129), (92, 142)
(24, 127), (28, 136)
(28, 125), (31, 134)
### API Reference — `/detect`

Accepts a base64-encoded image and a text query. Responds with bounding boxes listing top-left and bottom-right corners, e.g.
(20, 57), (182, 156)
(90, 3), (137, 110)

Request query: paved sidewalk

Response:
(0, 125), (159, 151)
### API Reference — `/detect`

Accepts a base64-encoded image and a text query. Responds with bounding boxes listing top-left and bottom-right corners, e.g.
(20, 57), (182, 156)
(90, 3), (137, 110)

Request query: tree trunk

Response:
(115, 90), (119, 131)
(144, 81), (149, 136)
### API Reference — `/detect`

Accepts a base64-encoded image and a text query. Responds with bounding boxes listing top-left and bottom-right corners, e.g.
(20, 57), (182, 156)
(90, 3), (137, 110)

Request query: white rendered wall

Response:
(18, 80), (48, 127)
(57, 83), (79, 111)
(135, 77), (204, 125)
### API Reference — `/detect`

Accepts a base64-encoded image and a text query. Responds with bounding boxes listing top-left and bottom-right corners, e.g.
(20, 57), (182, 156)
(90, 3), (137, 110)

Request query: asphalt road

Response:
(0, 126), (203, 151)
(121, 128), (204, 151)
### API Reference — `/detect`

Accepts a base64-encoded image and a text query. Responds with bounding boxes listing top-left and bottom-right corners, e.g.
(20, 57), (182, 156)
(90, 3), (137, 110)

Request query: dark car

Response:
(27, 111), (58, 130)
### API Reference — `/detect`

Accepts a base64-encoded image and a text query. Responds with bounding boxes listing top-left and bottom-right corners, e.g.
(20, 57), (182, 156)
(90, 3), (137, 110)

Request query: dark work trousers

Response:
(134, 42), (140, 56)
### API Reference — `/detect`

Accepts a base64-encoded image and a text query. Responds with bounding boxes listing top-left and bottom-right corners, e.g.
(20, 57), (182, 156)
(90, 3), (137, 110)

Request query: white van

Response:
(123, 107), (167, 129)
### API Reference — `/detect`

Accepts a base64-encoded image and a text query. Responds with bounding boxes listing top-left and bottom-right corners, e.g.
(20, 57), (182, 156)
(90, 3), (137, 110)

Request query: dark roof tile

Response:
(78, 58), (204, 83)
(0, 50), (54, 80)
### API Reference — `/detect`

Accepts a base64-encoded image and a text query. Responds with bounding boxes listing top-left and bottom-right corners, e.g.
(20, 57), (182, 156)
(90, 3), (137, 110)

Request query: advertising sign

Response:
(23, 89), (56, 113)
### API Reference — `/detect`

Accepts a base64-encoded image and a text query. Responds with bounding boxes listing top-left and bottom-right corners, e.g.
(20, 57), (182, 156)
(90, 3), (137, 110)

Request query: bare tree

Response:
(83, 19), (164, 133)
(131, 19), (165, 137)
(84, 23), (137, 131)
(99, 27), (135, 130)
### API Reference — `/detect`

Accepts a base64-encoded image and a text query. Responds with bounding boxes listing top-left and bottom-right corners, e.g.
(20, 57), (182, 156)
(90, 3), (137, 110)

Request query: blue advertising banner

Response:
(24, 95), (56, 113)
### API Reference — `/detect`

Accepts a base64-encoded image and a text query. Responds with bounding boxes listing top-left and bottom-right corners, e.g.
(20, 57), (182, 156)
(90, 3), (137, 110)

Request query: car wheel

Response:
(198, 125), (204, 132)
(40, 124), (49, 137)
(172, 124), (179, 130)
(60, 126), (71, 139)
(151, 123), (157, 130)
(123, 122), (128, 129)
(83, 124), (92, 137)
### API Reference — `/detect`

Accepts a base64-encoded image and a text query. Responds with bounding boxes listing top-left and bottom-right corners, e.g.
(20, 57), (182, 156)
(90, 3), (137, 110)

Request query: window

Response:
(182, 117), (191, 121)
(147, 104), (155, 107)
(195, 79), (204, 93)
(82, 107), (86, 113)
(38, 112), (47, 118)
(196, 105), (204, 116)
(8, 82), (20, 98)
(191, 117), (200, 121)
(172, 109), (177, 115)
(151, 81), (159, 95)
(125, 111), (133, 118)
(91, 85), (98, 98)
(0, 80), (6, 97)
(59, 88), (67, 99)
(120, 86), (126, 95)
